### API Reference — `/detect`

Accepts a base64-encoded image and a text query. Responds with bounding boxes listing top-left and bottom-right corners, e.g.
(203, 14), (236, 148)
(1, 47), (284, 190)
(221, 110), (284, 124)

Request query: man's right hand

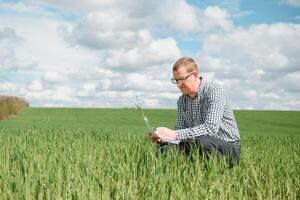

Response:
(147, 132), (161, 144)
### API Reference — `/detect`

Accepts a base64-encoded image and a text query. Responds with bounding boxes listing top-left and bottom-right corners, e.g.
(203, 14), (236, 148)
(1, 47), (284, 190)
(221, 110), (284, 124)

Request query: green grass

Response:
(0, 108), (299, 199)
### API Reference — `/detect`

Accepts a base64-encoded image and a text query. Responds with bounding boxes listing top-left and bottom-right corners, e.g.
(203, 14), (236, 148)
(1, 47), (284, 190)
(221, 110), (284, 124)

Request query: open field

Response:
(0, 108), (299, 199)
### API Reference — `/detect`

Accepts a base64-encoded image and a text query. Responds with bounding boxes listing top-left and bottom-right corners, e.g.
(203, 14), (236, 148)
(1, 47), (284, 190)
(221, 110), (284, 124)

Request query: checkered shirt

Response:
(176, 78), (241, 145)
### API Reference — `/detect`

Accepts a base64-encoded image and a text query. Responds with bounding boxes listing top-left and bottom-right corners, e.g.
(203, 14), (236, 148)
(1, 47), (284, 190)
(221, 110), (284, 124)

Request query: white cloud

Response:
(43, 71), (66, 82)
(65, 11), (142, 50)
(103, 34), (180, 70)
(1, 1), (300, 110)
(0, 82), (17, 92)
(59, 4), (182, 71)
(0, 27), (38, 71)
(200, 56), (224, 71)
(25, 85), (78, 104)
(28, 80), (43, 91)
(200, 6), (234, 33)
(280, 0), (300, 7)
(199, 23), (300, 74)
(0, 27), (20, 40)
(197, 22), (300, 110)
(158, 0), (200, 33)
(282, 71), (300, 92)
(0, 9), (101, 73)
(242, 89), (257, 99)
(145, 98), (160, 108)
(83, 83), (97, 93)
(252, 69), (265, 78)
(27, 0), (201, 35)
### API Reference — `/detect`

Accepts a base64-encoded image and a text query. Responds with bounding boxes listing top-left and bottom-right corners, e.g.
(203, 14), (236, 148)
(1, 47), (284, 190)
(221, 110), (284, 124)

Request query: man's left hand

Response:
(155, 127), (177, 140)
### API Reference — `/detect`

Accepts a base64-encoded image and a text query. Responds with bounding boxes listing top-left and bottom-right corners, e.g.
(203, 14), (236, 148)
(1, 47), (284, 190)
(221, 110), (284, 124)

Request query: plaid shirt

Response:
(176, 78), (241, 145)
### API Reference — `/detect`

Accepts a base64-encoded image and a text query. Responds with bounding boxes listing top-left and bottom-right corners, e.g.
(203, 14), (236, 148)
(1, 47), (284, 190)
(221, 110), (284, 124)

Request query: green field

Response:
(0, 108), (299, 199)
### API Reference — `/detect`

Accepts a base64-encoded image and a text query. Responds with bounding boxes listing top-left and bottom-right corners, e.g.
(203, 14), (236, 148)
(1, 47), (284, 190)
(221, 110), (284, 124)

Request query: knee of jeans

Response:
(195, 136), (212, 148)
(195, 137), (214, 155)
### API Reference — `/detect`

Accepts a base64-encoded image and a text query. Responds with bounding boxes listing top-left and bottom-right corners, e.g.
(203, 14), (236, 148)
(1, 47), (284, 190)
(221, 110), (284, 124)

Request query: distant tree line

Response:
(0, 95), (29, 120)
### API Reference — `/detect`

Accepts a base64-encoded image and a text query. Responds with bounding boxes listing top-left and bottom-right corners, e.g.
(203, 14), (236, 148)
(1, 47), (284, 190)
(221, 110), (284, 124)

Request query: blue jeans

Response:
(159, 135), (241, 167)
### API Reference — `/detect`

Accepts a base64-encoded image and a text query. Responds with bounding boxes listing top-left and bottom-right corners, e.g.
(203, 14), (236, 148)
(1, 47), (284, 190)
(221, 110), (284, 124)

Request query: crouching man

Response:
(149, 57), (241, 167)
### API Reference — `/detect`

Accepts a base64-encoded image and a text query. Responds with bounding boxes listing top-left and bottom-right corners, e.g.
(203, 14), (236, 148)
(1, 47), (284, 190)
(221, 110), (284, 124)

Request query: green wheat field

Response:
(0, 108), (299, 199)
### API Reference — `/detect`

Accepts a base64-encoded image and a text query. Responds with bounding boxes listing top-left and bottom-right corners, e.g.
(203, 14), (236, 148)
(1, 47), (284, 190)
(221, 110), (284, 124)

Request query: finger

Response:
(147, 136), (156, 143)
(148, 132), (158, 138)
(147, 134), (159, 142)
(156, 127), (164, 131)
(155, 129), (162, 135)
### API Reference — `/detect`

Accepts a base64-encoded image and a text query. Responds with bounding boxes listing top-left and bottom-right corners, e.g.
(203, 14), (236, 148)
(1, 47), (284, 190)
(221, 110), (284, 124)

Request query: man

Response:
(149, 57), (241, 167)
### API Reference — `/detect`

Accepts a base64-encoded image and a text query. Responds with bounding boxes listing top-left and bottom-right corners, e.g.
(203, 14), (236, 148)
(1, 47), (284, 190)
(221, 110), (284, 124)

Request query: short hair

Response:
(172, 57), (199, 73)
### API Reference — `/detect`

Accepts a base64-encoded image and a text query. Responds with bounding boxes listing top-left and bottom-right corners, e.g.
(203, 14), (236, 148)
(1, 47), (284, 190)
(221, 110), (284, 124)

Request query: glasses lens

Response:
(172, 73), (194, 84)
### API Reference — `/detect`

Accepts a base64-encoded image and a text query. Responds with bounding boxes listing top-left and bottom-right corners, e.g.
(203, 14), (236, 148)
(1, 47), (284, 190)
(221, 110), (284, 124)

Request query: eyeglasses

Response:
(171, 72), (195, 84)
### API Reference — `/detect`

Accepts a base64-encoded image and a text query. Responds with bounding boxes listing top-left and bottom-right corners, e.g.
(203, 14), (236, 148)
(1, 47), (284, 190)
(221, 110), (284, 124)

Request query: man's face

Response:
(172, 67), (198, 95)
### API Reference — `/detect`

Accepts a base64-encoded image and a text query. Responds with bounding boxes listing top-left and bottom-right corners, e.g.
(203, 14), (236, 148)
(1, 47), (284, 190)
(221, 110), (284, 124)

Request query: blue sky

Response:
(0, 0), (300, 110)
